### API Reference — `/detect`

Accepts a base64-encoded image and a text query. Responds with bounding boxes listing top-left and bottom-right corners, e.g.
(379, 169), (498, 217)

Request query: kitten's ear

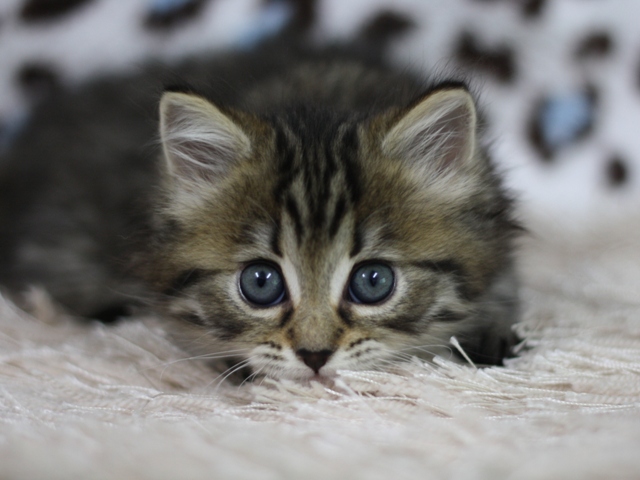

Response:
(159, 91), (251, 185)
(382, 87), (478, 174)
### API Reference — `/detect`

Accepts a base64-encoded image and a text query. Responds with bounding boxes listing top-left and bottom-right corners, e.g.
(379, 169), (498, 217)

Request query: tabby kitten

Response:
(0, 43), (519, 379)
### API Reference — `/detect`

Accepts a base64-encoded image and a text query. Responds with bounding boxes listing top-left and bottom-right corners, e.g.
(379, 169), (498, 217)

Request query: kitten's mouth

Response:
(311, 368), (338, 381)
(308, 373), (337, 386)
(264, 366), (338, 383)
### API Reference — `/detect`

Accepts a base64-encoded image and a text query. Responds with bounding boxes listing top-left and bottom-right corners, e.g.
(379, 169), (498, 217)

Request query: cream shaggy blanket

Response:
(1, 238), (639, 479)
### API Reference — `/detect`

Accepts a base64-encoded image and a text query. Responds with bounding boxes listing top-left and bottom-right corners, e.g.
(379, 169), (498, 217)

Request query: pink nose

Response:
(296, 349), (334, 373)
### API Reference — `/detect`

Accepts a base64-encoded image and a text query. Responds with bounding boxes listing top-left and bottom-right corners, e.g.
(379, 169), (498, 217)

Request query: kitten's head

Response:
(143, 84), (518, 380)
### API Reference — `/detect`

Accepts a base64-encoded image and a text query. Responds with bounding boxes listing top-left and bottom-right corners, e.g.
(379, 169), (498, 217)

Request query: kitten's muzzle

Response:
(296, 348), (334, 373)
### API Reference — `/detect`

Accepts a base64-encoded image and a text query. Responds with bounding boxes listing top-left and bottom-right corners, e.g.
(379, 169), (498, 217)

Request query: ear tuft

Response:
(159, 92), (250, 185)
(382, 87), (478, 174)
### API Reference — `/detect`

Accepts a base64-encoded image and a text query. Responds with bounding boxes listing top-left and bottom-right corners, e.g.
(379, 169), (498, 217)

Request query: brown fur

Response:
(141, 73), (519, 379)
(0, 44), (519, 379)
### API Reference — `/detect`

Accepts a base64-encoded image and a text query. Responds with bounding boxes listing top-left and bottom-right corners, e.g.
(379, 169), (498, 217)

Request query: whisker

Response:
(399, 343), (447, 353)
(159, 348), (251, 366)
(210, 358), (254, 390)
(142, 348), (251, 380)
(401, 344), (455, 360)
(382, 351), (416, 363)
(240, 365), (265, 387)
(450, 335), (477, 369)
(370, 357), (407, 371)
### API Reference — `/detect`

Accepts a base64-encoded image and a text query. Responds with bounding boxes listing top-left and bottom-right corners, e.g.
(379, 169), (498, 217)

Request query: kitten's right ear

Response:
(159, 91), (251, 185)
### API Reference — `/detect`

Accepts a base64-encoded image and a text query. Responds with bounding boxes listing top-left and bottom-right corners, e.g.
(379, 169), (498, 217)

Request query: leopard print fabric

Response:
(0, 0), (636, 253)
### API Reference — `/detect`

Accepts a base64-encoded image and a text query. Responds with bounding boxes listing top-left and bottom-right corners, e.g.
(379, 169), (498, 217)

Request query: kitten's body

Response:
(0, 41), (519, 379)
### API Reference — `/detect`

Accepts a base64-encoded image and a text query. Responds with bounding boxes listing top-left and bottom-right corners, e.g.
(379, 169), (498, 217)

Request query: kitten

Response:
(0, 42), (519, 380)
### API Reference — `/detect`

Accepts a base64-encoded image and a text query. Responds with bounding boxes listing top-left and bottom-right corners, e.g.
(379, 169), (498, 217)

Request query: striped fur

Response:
(0, 45), (519, 379)
(143, 64), (520, 379)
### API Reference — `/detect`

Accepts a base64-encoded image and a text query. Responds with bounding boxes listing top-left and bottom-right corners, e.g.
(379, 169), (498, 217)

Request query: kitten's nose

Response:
(296, 349), (334, 373)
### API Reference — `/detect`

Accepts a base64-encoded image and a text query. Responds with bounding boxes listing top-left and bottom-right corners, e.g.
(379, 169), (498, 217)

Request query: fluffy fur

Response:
(0, 41), (519, 379)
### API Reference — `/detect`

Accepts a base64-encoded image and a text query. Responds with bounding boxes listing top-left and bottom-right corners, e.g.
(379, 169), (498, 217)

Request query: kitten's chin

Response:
(260, 365), (339, 382)
(282, 371), (339, 384)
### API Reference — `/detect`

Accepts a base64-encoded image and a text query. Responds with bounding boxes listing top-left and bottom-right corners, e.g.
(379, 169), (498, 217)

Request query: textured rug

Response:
(1, 1), (640, 478)
(2, 243), (640, 479)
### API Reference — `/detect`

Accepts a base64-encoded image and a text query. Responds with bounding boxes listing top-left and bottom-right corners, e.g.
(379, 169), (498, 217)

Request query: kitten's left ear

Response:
(159, 91), (251, 185)
(382, 86), (478, 174)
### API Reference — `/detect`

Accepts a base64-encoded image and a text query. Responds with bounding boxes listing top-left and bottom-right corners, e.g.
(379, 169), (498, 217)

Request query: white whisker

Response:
(210, 358), (255, 390)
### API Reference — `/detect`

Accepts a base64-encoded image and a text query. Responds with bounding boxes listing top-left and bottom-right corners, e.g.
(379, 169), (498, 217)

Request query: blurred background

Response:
(0, 0), (638, 301)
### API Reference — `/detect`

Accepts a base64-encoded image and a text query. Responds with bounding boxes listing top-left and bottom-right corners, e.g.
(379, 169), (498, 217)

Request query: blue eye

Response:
(240, 263), (285, 306)
(349, 263), (395, 304)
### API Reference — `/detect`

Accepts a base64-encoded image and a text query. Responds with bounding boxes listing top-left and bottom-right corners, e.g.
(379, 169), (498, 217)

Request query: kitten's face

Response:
(147, 88), (516, 380)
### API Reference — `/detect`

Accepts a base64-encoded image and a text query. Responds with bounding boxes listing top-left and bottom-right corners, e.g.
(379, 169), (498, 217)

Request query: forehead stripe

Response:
(284, 194), (304, 243)
(328, 194), (347, 239)
(273, 122), (298, 202)
(350, 222), (364, 258)
(272, 115), (365, 242)
(269, 216), (283, 257)
(339, 123), (362, 204)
